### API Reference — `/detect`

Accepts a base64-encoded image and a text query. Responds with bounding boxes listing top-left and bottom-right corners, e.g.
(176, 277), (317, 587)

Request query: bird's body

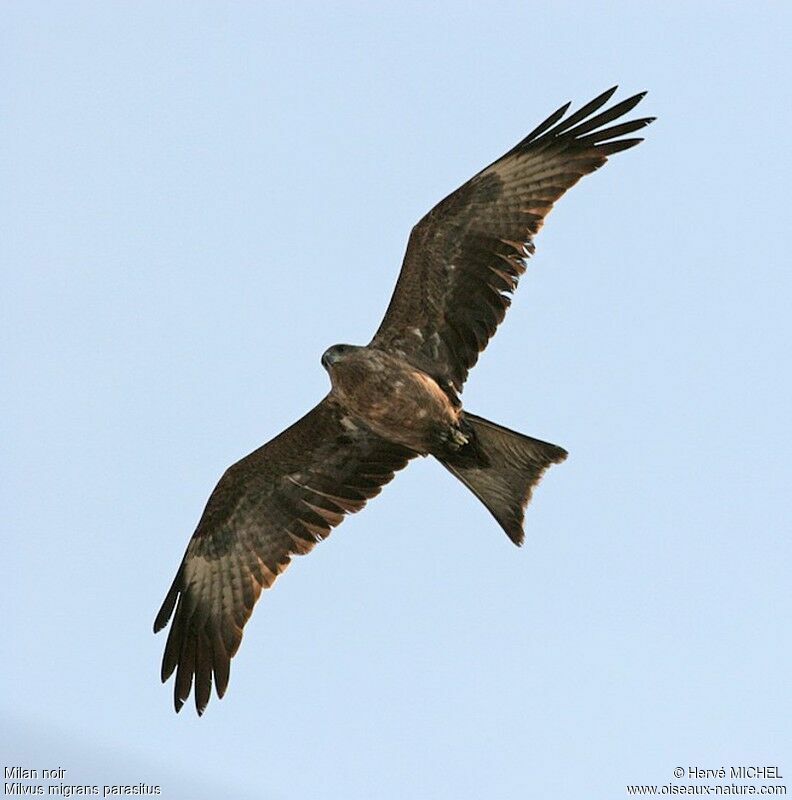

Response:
(154, 87), (654, 714)
(322, 344), (462, 455)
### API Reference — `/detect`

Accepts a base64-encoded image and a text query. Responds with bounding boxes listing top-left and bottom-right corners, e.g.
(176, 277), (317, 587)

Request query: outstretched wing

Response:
(153, 397), (414, 714)
(371, 87), (654, 393)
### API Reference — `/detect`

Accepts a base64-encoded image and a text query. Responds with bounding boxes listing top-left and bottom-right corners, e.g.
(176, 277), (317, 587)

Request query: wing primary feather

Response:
(519, 100), (572, 142)
(212, 629), (231, 699)
(174, 633), (196, 713)
(539, 85), (619, 138)
(153, 566), (183, 633)
(576, 117), (655, 145)
(161, 593), (188, 681)
(194, 627), (213, 716)
(563, 91), (648, 139)
(597, 138), (645, 155)
(161, 626), (180, 682)
(222, 619), (242, 657)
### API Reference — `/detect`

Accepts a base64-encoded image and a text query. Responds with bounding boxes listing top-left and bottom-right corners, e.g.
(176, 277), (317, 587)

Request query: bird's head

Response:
(321, 343), (359, 372)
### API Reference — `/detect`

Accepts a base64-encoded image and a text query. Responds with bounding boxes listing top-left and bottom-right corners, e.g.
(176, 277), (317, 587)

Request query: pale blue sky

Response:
(3, 3), (790, 798)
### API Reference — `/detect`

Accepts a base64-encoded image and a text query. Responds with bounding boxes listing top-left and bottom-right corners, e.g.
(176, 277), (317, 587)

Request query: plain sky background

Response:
(3, 2), (790, 798)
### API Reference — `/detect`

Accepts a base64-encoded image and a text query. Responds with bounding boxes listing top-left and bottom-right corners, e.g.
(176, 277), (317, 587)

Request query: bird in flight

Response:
(154, 86), (653, 714)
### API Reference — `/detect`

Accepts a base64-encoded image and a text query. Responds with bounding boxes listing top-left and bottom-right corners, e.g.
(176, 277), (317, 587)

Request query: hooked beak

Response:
(321, 349), (340, 370)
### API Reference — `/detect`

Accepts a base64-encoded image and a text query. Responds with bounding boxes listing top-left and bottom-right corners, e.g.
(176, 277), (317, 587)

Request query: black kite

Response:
(154, 87), (654, 714)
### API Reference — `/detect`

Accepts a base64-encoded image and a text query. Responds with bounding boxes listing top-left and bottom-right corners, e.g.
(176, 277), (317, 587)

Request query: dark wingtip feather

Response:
(214, 664), (230, 699)
(520, 100), (572, 143)
(547, 86), (620, 137)
(515, 87), (653, 159)
(598, 138), (645, 155)
(194, 629), (213, 715)
(621, 90), (648, 108)
(507, 521), (525, 548)
(562, 92), (648, 140)
(161, 657), (175, 684)
(153, 566), (183, 633)
(576, 116), (655, 147)
(212, 630), (231, 699)
(174, 634), (196, 714)
(153, 593), (175, 634)
(585, 85), (620, 108)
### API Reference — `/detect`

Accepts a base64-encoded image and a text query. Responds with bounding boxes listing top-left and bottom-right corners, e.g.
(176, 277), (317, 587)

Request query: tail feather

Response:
(437, 412), (567, 545)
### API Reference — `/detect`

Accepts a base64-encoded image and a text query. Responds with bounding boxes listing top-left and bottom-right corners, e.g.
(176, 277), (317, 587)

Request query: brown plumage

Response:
(154, 87), (653, 714)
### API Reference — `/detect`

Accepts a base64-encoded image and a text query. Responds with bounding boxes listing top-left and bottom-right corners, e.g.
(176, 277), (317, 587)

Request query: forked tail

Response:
(437, 412), (567, 545)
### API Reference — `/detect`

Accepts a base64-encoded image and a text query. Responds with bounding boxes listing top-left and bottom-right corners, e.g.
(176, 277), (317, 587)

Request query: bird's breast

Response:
(329, 349), (458, 453)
